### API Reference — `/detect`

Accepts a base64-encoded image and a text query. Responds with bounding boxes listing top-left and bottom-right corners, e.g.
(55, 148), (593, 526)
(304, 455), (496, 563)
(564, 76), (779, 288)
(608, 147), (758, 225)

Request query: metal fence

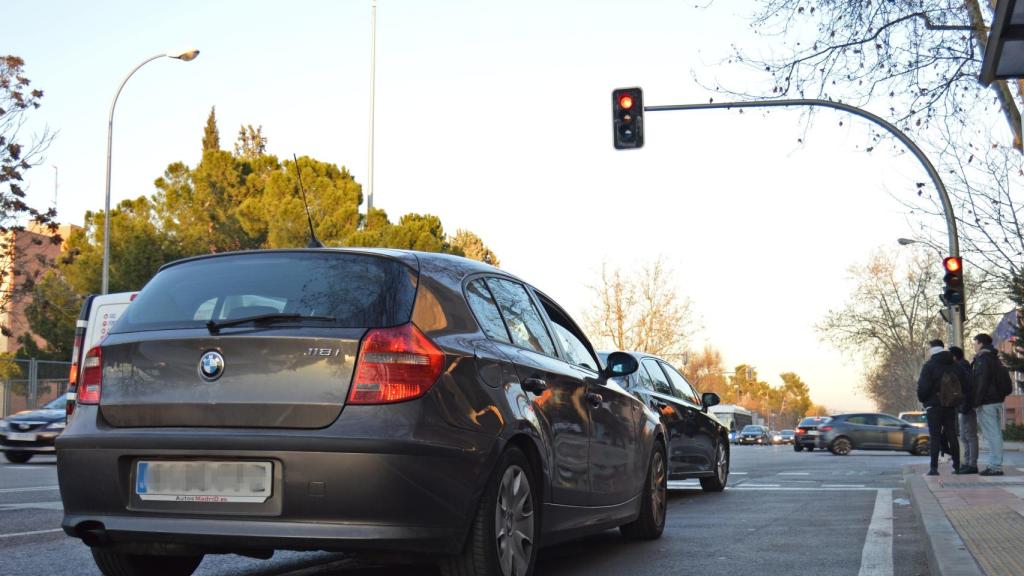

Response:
(0, 358), (71, 417)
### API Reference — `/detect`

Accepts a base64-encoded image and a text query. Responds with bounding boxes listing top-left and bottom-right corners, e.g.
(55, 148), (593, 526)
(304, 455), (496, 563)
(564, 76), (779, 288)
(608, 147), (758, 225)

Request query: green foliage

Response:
(59, 112), (495, 308)
(234, 125), (267, 159)
(202, 106), (219, 151)
(1005, 423), (1024, 442)
(16, 271), (80, 361)
(62, 197), (183, 294)
(451, 229), (500, 266)
(240, 156), (362, 248)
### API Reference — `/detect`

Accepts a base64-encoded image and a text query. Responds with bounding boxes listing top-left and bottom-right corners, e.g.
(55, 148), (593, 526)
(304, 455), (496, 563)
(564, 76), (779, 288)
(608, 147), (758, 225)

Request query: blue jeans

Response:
(977, 403), (1004, 471)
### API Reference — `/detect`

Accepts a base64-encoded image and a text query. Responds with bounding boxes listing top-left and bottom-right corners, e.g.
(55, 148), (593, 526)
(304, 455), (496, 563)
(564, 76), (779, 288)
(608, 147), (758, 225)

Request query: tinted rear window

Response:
(113, 252), (417, 333)
(799, 417), (831, 426)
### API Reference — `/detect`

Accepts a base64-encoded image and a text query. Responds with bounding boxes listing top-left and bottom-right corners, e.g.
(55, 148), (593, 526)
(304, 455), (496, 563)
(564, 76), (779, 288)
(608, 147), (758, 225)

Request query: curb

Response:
(903, 466), (984, 576)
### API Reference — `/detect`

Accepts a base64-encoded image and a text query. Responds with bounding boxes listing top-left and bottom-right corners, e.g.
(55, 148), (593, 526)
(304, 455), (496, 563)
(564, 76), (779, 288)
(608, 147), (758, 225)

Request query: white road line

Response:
(0, 485), (59, 494)
(778, 472), (810, 475)
(742, 483), (781, 488)
(730, 472), (748, 475)
(823, 484), (867, 488)
(0, 500), (63, 510)
(0, 528), (63, 539)
(858, 488), (893, 576)
(729, 486), (879, 492)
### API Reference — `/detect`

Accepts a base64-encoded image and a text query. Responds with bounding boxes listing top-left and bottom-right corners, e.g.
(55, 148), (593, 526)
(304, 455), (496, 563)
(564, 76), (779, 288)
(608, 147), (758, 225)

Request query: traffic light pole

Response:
(644, 98), (963, 346)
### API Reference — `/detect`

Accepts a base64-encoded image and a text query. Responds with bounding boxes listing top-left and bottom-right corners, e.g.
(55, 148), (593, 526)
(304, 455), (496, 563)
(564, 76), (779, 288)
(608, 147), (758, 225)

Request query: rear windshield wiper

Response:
(206, 313), (337, 334)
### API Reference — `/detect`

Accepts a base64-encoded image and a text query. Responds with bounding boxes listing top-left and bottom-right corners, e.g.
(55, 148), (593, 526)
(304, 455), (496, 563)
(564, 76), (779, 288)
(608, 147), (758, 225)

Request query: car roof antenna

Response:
(293, 153), (324, 248)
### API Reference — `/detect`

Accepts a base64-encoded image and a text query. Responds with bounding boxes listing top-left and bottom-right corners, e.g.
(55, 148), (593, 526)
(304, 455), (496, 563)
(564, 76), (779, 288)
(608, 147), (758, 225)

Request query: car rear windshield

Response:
(113, 251), (417, 333)
(799, 417), (831, 426)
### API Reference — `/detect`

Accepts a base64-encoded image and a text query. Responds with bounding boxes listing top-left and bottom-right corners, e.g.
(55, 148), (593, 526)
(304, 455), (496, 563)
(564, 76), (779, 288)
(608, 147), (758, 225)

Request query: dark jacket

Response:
(972, 346), (1009, 407)
(956, 357), (975, 413)
(917, 350), (968, 409)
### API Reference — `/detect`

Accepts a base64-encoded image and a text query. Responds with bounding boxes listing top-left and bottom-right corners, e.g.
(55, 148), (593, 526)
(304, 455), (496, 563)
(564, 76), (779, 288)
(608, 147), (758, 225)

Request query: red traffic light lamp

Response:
(942, 256), (964, 306)
(612, 88), (644, 149)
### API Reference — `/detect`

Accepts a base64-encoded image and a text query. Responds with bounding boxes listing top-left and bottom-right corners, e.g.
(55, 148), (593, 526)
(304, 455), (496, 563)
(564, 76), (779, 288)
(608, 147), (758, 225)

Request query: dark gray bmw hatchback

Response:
(57, 249), (666, 576)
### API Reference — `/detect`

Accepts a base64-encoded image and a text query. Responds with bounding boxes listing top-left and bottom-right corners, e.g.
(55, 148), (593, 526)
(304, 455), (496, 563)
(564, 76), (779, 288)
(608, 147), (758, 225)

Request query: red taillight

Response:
(796, 427), (806, 434)
(68, 334), (84, 386)
(348, 324), (445, 405)
(78, 347), (103, 404)
(820, 426), (833, 432)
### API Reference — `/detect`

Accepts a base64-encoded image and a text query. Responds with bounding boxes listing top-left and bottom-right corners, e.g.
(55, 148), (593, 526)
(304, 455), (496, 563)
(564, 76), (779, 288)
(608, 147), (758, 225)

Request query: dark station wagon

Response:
(57, 249), (668, 576)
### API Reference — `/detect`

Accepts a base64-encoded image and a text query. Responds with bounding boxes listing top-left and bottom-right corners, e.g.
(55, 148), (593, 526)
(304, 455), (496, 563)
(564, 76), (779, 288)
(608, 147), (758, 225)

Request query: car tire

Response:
(3, 452), (31, 464)
(700, 441), (729, 492)
(91, 549), (203, 576)
(441, 446), (538, 576)
(912, 439), (929, 456)
(794, 444), (803, 452)
(830, 437), (852, 456)
(620, 441), (667, 540)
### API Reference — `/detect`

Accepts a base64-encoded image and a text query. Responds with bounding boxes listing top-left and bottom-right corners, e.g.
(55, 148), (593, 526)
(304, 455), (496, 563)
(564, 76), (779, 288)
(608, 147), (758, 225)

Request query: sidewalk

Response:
(906, 449), (1024, 576)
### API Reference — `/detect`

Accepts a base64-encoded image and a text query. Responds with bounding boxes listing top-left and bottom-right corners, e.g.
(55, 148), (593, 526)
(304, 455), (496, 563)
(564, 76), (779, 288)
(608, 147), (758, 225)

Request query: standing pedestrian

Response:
(950, 345), (978, 474)
(971, 333), (1014, 476)
(917, 339), (964, 476)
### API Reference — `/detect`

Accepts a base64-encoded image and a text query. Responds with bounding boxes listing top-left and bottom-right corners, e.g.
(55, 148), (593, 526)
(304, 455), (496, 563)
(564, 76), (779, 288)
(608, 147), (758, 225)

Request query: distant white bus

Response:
(709, 404), (753, 432)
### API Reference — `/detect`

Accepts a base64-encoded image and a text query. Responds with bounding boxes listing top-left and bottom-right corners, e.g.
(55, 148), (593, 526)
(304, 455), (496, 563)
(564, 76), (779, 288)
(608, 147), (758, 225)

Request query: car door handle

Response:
(585, 392), (603, 408)
(522, 377), (548, 394)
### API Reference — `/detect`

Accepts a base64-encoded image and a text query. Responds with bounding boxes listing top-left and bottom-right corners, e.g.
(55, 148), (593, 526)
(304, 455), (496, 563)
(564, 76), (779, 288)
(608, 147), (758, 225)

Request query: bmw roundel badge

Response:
(199, 350), (225, 381)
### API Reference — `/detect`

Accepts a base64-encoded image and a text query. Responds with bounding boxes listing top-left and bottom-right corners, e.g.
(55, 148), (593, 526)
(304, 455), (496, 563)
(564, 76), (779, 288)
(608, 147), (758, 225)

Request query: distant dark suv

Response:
(57, 249), (667, 576)
(816, 413), (930, 456)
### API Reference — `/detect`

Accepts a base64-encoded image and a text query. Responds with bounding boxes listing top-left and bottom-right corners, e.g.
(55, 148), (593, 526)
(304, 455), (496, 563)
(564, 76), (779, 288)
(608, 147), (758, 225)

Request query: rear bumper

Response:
(62, 514), (460, 555)
(57, 405), (497, 556)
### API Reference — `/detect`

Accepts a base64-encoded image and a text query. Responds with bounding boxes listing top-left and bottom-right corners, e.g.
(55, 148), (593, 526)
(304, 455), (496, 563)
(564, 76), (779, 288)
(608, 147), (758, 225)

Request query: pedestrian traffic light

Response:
(612, 87), (644, 149)
(942, 256), (964, 306)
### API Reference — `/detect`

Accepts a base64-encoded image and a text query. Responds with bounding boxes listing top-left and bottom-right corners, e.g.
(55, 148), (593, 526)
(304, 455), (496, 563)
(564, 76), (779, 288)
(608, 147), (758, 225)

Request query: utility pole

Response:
(366, 0), (377, 214)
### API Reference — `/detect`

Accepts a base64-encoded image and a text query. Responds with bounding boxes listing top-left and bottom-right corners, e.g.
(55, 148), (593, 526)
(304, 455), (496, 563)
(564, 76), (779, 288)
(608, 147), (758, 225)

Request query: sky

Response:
(6, 0), (948, 413)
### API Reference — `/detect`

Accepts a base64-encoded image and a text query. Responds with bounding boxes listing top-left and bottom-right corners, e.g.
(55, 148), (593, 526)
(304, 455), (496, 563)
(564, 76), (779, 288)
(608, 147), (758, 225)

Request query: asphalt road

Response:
(3, 444), (991, 576)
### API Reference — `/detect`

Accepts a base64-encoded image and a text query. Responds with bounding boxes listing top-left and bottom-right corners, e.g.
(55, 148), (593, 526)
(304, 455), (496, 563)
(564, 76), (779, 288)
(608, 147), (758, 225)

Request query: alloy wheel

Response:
(494, 464), (534, 576)
(651, 449), (667, 527)
(715, 444), (729, 484)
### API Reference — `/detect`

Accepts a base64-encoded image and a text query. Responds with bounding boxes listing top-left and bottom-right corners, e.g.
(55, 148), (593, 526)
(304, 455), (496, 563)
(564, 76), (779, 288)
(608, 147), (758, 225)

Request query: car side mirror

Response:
(601, 351), (638, 379)
(701, 392), (720, 409)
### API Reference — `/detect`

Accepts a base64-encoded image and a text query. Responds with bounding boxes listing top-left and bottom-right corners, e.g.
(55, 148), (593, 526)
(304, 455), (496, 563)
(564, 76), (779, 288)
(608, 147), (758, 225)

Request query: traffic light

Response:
(612, 87), (644, 149)
(942, 256), (964, 306)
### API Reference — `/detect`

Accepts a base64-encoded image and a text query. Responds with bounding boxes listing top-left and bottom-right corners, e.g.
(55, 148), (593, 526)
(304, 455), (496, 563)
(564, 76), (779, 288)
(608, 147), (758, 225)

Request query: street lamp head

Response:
(168, 49), (200, 61)
(897, 238), (917, 246)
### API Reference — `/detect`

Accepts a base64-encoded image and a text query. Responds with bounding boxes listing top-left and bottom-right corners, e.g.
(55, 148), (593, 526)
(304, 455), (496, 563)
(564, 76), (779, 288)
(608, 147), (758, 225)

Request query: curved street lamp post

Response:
(102, 49), (199, 294)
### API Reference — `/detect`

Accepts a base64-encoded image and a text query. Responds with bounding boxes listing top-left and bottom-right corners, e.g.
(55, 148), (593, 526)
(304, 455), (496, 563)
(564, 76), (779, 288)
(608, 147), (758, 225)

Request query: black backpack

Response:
(996, 360), (1014, 399)
(938, 368), (964, 408)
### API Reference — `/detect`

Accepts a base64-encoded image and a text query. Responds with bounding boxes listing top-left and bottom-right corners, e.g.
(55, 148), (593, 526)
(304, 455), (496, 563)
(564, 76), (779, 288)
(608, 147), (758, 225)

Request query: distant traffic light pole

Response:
(623, 94), (964, 346)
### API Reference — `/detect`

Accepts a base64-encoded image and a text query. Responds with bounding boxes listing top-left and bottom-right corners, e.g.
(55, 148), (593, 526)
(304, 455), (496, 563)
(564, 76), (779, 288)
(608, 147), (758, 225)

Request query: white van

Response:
(66, 292), (138, 412)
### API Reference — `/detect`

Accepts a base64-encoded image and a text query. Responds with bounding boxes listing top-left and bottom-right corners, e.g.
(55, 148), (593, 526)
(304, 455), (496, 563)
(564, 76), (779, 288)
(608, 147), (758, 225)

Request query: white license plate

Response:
(135, 460), (273, 503)
(808, 431), (821, 436)
(5, 432), (37, 442)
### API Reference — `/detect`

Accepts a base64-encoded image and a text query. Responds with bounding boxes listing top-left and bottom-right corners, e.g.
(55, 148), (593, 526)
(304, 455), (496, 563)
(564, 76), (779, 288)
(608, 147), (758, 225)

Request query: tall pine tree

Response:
(202, 106), (219, 151)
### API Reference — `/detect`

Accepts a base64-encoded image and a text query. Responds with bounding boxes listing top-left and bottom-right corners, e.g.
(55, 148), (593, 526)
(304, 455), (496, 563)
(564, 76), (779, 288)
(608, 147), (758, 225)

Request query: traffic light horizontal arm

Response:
(643, 98), (959, 259)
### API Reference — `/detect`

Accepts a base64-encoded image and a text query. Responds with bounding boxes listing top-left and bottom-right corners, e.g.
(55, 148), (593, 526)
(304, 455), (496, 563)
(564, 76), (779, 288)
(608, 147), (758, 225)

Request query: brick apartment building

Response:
(0, 221), (80, 355)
